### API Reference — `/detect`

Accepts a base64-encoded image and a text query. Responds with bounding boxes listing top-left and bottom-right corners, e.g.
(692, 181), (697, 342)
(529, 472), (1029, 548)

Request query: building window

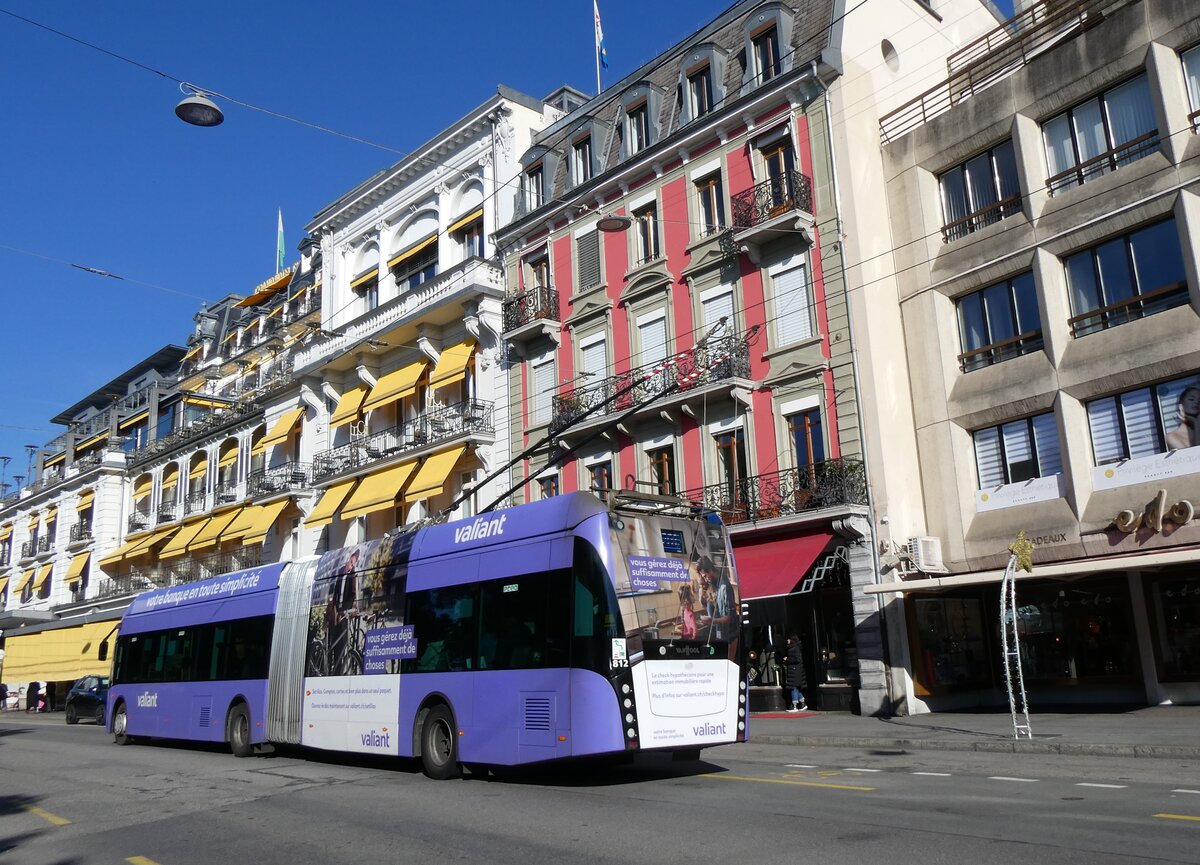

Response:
(572, 136), (593, 185)
(588, 460), (613, 501)
(974, 414), (1061, 489)
(1184, 46), (1200, 131)
(452, 215), (484, 260)
(647, 446), (676, 495)
(688, 66), (713, 118)
(788, 410), (825, 468)
(528, 254), (550, 289)
(939, 141), (1021, 242)
(636, 312), (669, 368)
(580, 336), (608, 382)
(633, 203), (660, 265)
(695, 172), (725, 237)
(523, 164), (544, 211)
(1088, 374), (1200, 463)
(392, 243), (438, 292)
(576, 231), (601, 292)
(538, 474), (559, 500)
(1043, 73), (1159, 194)
(1065, 219), (1187, 337)
(771, 261), (812, 347)
(752, 26), (781, 84)
(714, 428), (748, 503)
(956, 273), (1043, 371)
(701, 286), (734, 330)
(761, 141), (798, 212)
(531, 359), (555, 426)
(627, 103), (650, 155)
(1146, 573), (1200, 680)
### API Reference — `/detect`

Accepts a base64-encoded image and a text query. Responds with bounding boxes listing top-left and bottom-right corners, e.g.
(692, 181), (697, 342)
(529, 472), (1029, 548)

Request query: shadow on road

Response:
(0, 793), (83, 865)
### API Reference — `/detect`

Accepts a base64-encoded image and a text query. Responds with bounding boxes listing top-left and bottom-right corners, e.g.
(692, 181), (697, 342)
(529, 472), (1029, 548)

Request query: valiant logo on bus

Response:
(361, 729), (391, 748)
(137, 691), (159, 708)
(693, 721), (726, 737)
(453, 514), (508, 544)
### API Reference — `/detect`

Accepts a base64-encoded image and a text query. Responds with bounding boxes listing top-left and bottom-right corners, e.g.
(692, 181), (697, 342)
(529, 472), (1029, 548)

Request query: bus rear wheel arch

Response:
(227, 702), (254, 758)
(416, 702), (461, 780)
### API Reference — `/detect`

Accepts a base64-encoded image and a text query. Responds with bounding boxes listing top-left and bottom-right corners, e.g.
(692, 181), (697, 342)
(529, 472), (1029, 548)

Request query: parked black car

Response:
(64, 675), (108, 725)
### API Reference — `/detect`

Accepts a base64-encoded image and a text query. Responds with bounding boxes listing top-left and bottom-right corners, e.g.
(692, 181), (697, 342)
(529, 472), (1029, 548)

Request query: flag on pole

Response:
(276, 209), (285, 272)
(594, 0), (608, 71)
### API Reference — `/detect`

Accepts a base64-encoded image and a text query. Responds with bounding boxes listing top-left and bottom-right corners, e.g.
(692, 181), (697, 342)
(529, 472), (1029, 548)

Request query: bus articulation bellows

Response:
(108, 492), (748, 778)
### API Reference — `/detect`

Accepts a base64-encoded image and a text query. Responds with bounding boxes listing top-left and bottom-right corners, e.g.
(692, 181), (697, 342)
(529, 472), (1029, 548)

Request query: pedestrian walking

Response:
(0, 683), (7, 711)
(25, 680), (40, 713)
(784, 634), (807, 712)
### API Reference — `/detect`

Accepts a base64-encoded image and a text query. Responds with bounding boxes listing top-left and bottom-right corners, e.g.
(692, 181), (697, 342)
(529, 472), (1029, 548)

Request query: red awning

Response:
(732, 532), (834, 599)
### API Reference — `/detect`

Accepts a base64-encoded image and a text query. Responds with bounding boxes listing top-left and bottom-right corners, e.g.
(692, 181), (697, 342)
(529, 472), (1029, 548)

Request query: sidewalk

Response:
(747, 705), (1200, 760)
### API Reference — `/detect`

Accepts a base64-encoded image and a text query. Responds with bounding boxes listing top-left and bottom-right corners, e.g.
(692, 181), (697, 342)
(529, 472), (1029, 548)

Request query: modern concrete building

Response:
(867, 0), (1200, 710)
(495, 0), (999, 714)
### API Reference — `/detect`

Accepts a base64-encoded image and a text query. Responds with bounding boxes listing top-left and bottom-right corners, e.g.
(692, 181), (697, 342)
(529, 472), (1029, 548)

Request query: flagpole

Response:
(594, 2), (601, 95)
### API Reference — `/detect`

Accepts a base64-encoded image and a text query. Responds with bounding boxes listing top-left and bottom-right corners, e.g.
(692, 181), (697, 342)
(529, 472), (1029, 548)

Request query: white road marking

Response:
(1075, 783), (1127, 789)
(843, 768), (882, 773)
(988, 776), (1038, 782)
(785, 764), (816, 769)
(1171, 789), (1200, 794)
(912, 771), (952, 777)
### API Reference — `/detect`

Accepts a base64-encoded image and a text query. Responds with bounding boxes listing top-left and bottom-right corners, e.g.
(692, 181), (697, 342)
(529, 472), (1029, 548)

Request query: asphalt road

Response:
(2, 715), (1197, 865)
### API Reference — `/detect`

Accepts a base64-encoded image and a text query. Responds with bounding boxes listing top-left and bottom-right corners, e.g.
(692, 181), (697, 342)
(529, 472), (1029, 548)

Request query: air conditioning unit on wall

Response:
(907, 536), (947, 573)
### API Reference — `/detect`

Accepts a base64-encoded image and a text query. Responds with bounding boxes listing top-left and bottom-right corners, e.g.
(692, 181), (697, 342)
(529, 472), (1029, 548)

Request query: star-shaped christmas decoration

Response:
(1009, 530), (1034, 574)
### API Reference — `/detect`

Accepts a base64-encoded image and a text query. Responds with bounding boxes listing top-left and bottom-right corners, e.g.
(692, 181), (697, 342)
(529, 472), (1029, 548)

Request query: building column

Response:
(838, 514), (889, 716)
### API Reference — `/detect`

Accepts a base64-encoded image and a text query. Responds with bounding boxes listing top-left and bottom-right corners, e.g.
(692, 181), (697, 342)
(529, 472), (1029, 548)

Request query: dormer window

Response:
(523, 164), (544, 211)
(752, 26), (781, 83)
(572, 136), (593, 185)
(688, 66), (713, 118)
(627, 103), (650, 155)
(678, 44), (728, 126)
(740, 3), (794, 93)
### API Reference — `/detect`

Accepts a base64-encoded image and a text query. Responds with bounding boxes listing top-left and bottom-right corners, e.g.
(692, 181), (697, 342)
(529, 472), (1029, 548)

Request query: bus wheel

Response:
(113, 703), (131, 745)
(228, 705), (254, 758)
(420, 705), (461, 780)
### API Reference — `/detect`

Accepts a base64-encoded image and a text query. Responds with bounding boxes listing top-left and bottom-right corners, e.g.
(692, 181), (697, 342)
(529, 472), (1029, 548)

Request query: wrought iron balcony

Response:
(731, 170), (813, 232)
(69, 521), (92, 544)
(551, 334), (750, 433)
(184, 491), (208, 516)
(158, 500), (177, 523)
(215, 482), (240, 506)
(19, 540), (36, 559)
(248, 462), (311, 498)
(502, 285), (560, 333)
(36, 536), (51, 554)
(162, 546), (262, 587)
(684, 459), (868, 525)
(128, 511), (152, 533)
(312, 399), (495, 483)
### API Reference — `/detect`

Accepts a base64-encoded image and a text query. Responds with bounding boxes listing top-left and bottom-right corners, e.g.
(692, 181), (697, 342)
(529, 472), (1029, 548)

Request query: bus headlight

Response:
(626, 713), (634, 723)
(623, 698), (632, 708)
(622, 684), (630, 694)
(737, 721), (745, 731)
(738, 694), (745, 704)
(739, 680), (746, 691)
(738, 708), (745, 717)
(627, 728), (637, 738)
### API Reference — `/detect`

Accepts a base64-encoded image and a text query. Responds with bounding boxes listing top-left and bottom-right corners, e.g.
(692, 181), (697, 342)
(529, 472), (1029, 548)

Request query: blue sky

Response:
(0, 0), (1012, 481)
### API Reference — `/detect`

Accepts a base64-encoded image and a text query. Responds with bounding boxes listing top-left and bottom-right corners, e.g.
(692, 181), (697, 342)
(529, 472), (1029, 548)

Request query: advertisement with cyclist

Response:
(302, 532), (416, 754)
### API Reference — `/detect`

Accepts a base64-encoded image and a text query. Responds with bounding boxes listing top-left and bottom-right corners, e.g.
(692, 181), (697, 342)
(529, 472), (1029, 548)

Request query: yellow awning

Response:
(43, 451), (67, 468)
(189, 458), (209, 480)
(188, 508), (243, 553)
(14, 568), (36, 595)
(362, 360), (428, 413)
(158, 519), (209, 561)
(1, 621), (118, 682)
(182, 344), (202, 362)
(218, 445), (240, 468)
(350, 267), (379, 289)
(243, 498), (291, 545)
(33, 563), (53, 592)
(65, 551), (91, 582)
(262, 407), (305, 447)
(387, 234), (437, 270)
(44, 505), (58, 522)
(406, 446), (466, 503)
(0, 524), (11, 541)
(27, 513), (41, 530)
(75, 490), (95, 511)
(128, 526), (179, 562)
(330, 385), (369, 428)
(98, 537), (143, 568)
(250, 434), (266, 458)
(74, 432), (107, 452)
(447, 207), (484, 235)
(0, 576), (8, 596)
(183, 396), (230, 409)
(118, 410), (149, 431)
(161, 463), (179, 489)
(97, 526), (170, 568)
(342, 461), (417, 520)
(236, 269), (294, 308)
(133, 474), (153, 501)
(429, 340), (477, 391)
(288, 282), (310, 302)
(222, 505), (262, 543)
(305, 479), (358, 528)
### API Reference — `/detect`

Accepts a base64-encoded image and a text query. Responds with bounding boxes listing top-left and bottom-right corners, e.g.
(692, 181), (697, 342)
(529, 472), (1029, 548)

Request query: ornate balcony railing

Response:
(69, 521), (92, 544)
(312, 399), (495, 483)
(215, 482), (240, 506)
(684, 459), (868, 525)
(248, 462), (311, 498)
(551, 334), (750, 433)
(184, 491), (208, 516)
(158, 499), (177, 523)
(502, 285), (560, 333)
(128, 511), (152, 533)
(731, 170), (813, 230)
(161, 546), (263, 587)
(20, 540), (36, 559)
(36, 536), (52, 554)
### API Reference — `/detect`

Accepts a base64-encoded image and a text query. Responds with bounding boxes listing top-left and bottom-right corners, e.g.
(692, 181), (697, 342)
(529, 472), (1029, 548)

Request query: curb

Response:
(748, 734), (1200, 760)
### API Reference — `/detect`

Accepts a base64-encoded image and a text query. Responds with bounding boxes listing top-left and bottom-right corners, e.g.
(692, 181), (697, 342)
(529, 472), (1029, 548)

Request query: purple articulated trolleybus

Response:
(108, 491), (747, 778)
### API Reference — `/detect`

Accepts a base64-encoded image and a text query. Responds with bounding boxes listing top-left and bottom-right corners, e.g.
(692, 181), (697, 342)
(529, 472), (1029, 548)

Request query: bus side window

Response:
(572, 538), (623, 673)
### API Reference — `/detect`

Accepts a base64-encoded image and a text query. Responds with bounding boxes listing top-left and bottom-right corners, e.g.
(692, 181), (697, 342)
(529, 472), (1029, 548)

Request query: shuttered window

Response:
(973, 413), (1062, 489)
(577, 231), (601, 291)
(702, 288), (734, 329)
(531, 361), (555, 425)
(637, 315), (668, 367)
(1086, 384), (1179, 465)
(772, 264), (812, 347)
(581, 338), (608, 380)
